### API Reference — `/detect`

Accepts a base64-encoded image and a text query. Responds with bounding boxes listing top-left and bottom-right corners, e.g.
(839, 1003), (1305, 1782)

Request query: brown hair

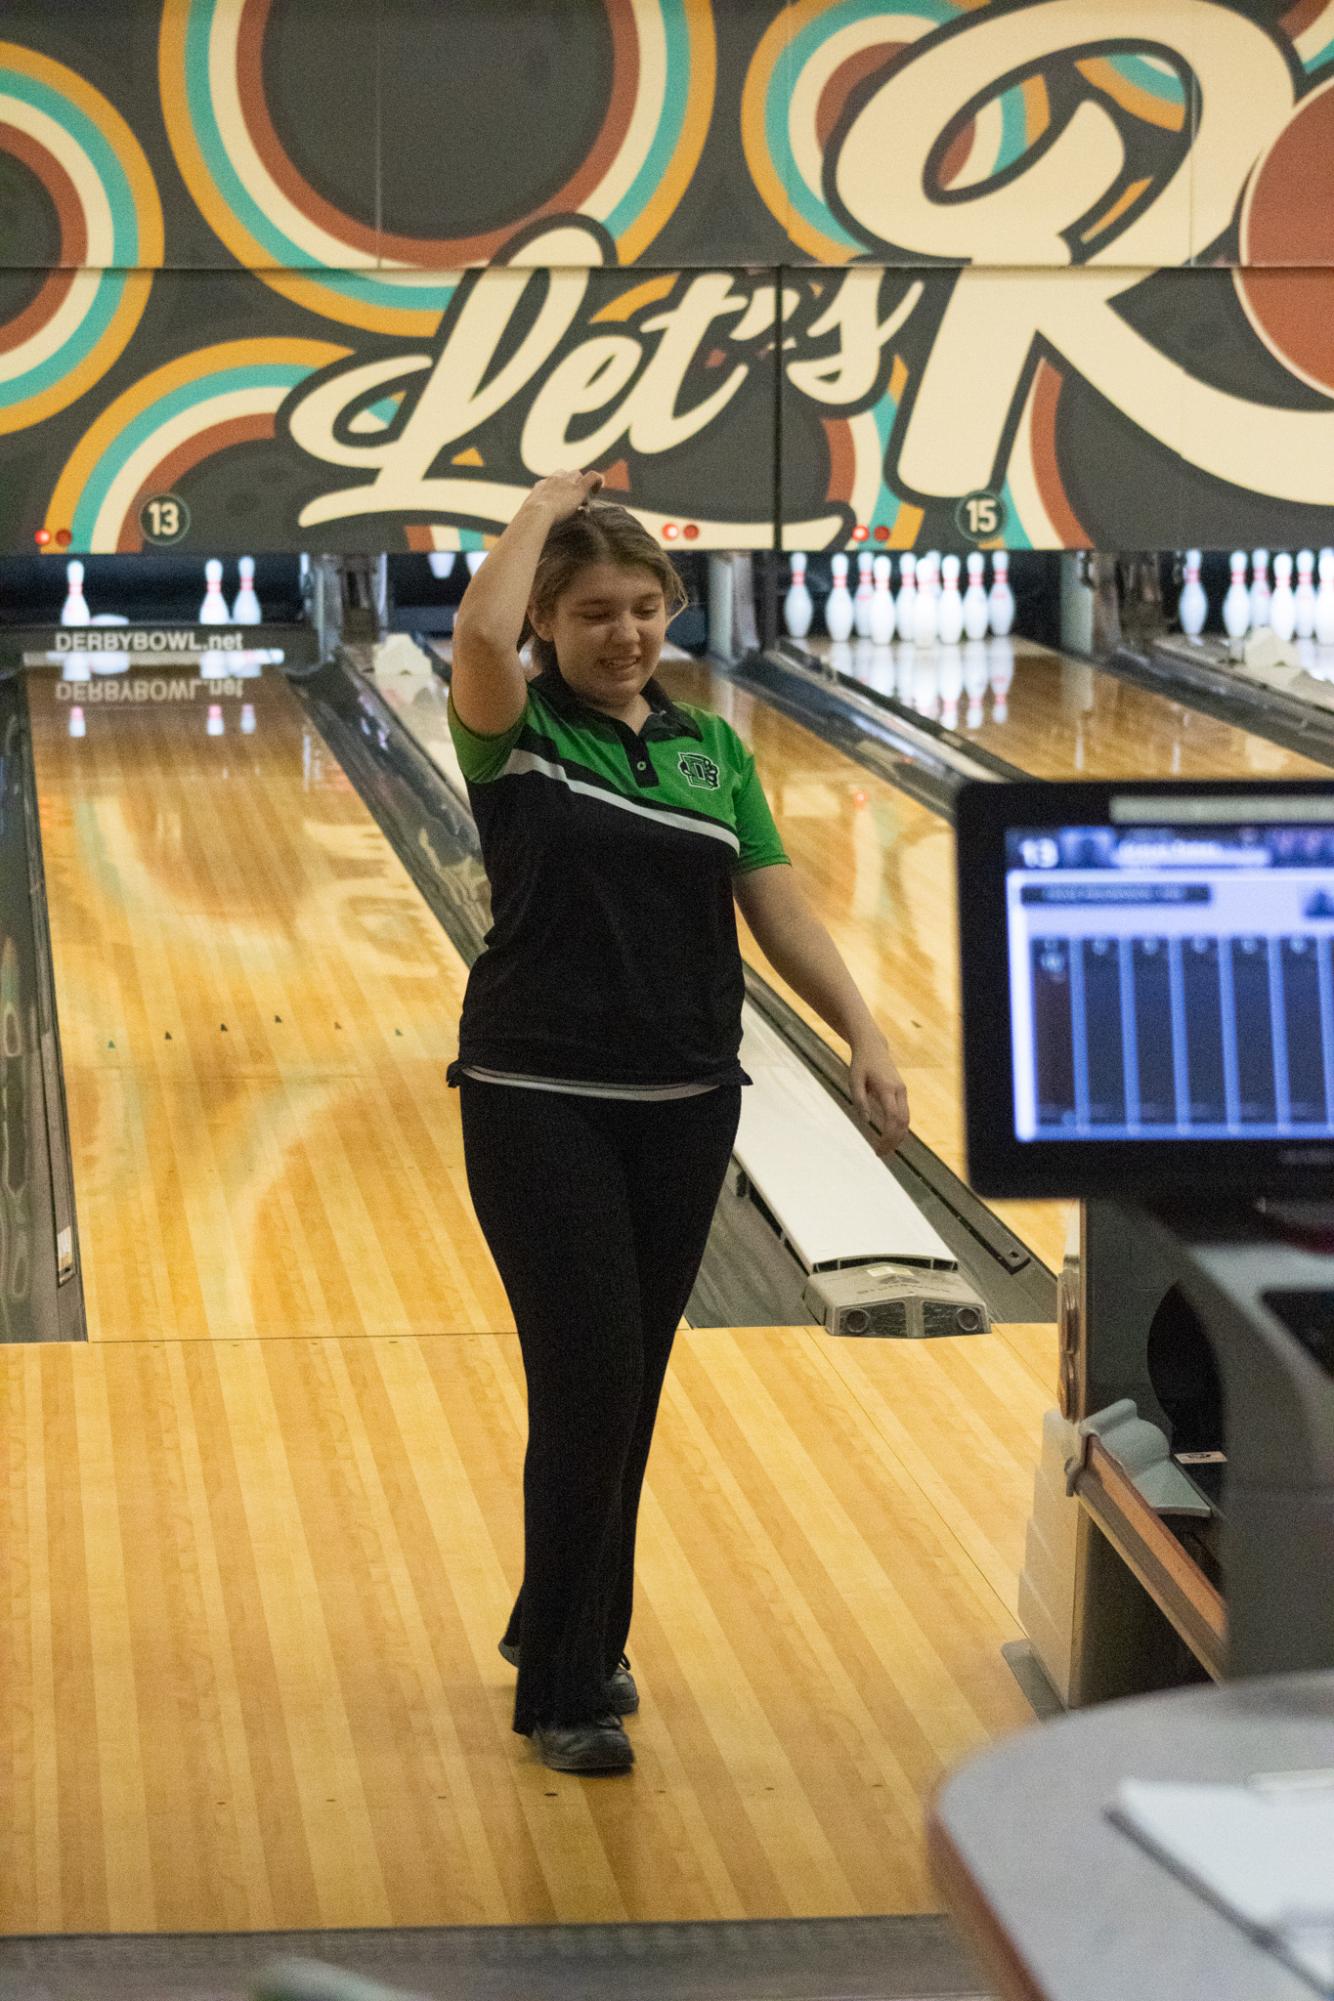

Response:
(521, 499), (689, 678)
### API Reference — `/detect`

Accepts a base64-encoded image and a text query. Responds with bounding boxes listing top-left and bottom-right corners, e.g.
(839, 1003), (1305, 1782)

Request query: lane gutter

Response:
(8, 673), (86, 1340)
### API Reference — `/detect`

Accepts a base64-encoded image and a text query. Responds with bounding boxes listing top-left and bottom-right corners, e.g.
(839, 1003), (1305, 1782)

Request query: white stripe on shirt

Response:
(458, 1065), (720, 1101)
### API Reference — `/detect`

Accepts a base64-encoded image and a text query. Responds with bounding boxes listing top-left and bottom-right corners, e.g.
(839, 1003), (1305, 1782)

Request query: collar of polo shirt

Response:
(531, 666), (704, 742)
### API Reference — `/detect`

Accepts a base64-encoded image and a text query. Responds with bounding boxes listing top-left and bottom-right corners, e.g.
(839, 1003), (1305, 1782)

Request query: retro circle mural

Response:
(0, 0), (1330, 555)
(158, 0), (716, 336)
(0, 41), (162, 434)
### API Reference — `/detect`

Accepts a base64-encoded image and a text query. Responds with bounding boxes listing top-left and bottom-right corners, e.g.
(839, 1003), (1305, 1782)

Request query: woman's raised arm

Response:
(450, 469), (603, 735)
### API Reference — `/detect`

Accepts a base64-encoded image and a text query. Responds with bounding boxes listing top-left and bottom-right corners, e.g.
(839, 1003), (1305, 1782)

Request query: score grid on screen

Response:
(1007, 810), (1334, 1143)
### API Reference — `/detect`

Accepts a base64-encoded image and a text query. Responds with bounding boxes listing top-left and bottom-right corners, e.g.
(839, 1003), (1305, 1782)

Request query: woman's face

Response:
(532, 562), (668, 713)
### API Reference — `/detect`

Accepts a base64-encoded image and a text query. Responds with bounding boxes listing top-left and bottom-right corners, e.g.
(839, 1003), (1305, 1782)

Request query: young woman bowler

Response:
(446, 469), (910, 1773)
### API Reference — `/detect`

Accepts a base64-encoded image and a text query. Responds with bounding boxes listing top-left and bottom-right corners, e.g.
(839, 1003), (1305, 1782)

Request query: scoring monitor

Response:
(957, 781), (1334, 1197)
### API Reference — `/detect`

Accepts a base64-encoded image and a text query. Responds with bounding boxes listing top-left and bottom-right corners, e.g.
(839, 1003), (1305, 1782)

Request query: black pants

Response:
(458, 1075), (743, 1734)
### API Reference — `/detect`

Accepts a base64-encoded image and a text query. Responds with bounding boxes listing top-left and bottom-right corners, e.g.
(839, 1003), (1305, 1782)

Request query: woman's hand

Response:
(849, 1033), (911, 1156)
(523, 468), (604, 523)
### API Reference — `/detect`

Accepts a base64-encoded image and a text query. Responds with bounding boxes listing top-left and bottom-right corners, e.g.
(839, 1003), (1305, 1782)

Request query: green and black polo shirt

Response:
(445, 664), (790, 1099)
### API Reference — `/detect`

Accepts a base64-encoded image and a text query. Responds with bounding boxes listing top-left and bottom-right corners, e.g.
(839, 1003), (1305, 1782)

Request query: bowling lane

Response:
(376, 639), (1069, 1272)
(15, 664), (1053, 1938)
(26, 665), (513, 1341)
(798, 632), (1328, 780)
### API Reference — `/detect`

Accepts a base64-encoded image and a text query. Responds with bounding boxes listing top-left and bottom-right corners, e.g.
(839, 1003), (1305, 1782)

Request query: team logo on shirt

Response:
(677, 751), (720, 790)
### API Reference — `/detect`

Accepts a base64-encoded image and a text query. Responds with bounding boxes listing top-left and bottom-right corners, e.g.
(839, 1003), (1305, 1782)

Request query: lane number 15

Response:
(956, 490), (1006, 542)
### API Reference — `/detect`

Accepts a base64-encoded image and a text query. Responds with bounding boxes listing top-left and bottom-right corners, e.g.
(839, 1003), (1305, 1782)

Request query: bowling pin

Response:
(240, 703), (257, 735)
(1177, 549), (1208, 639)
(913, 561), (939, 644)
(62, 559), (90, 626)
(869, 555), (896, 646)
(963, 641), (988, 728)
(825, 554), (855, 641)
(784, 552), (816, 636)
(895, 554), (918, 643)
(962, 552), (989, 640)
(1270, 553), (1296, 643)
(206, 702), (225, 737)
(1222, 550), (1251, 640)
(988, 637), (1015, 723)
(1295, 550), (1317, 640)
(988, 551), (1015, 636)
(68, 704), (86, 739)
(938, 554), (965, 644)
(1249, 549), (1271, 629)
(232, 555), (262, 625)
(1316, 550), (1334, 646)
(199, 559), (230, 624)
(784, 552), (813, 638)
(465, 550), (488, 575)
(921, 551), (942, 599)
(854, 552), (874, 638)
(427, 551), (456, 580)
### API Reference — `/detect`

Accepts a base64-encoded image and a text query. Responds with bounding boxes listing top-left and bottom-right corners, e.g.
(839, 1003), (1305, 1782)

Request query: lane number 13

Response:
(140, 493), (191, 545)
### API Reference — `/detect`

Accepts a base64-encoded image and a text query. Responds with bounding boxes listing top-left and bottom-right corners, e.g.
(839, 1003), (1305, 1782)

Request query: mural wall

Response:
(2, 0), (1333, 557)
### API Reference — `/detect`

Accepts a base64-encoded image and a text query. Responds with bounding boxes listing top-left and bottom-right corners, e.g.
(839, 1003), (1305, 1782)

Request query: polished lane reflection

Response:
(801, 633), (1326, 780)
(25, 663), (512, 1341)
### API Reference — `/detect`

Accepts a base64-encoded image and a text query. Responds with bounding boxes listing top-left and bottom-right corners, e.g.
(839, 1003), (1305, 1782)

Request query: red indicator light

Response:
(663, 522), (679, 540)
(851, 524), (868, 541)
(55, 527), (72, 548)
(874, 524), (890, 542)
(683, 522), (699, 540)
(34, 528), (51, 547)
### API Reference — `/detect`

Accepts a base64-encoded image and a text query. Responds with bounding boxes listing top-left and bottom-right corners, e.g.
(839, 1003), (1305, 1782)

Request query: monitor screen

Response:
(957, 782), (1334, 1197)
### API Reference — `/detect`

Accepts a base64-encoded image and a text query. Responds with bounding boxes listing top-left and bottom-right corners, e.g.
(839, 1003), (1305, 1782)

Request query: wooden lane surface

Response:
(982, 645), (1326, 780)
(25, 668), (513, 1341)
(379, 645), (1070, 1271)
(0, 1322), (1050, 1934)
(800, 634), (1327, 780)
(15, 660), (1060, 1935)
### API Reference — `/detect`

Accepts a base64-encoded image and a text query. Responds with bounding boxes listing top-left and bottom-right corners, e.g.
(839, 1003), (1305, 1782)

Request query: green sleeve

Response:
(731, 739), (790, 876)
(446, 687), (530, 784)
